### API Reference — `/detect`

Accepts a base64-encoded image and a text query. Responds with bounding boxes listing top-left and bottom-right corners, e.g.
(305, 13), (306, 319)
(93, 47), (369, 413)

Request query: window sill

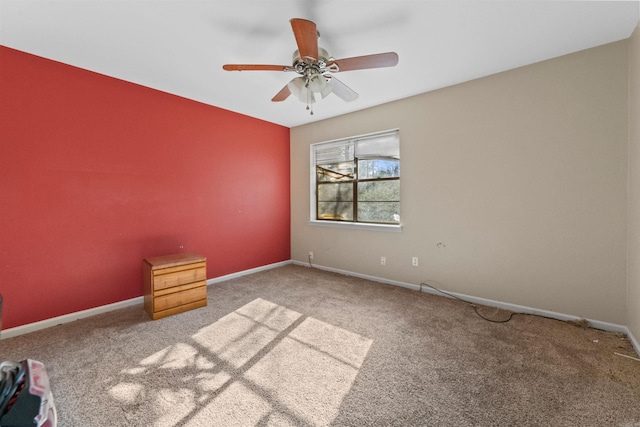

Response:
(308, 220), (403, 232)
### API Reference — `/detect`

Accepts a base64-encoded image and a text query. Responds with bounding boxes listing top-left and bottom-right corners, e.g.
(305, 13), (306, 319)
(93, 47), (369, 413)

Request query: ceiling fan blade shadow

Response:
(223, 64), (290, 71)
(329, 52), (399, 72)
(290, 18), (319, 60)
(329, 10), (409, 42)
(296, 0), (337, 48)
(272, 83), (292, 102)
(328, 77), (358, 102)
(299, 0), (320, 21)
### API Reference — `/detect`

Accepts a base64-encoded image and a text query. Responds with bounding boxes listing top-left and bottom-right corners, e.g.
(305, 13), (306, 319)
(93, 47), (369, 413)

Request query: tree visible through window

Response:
(312, 130), (400, 224)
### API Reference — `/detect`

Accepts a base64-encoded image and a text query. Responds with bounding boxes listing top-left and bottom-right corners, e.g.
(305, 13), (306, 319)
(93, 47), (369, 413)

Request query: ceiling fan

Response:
(222, 18), (399, 115)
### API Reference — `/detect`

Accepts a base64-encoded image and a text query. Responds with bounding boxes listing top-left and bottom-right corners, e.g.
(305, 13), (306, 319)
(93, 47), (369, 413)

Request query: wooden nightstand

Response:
(143, 253), (207, 320)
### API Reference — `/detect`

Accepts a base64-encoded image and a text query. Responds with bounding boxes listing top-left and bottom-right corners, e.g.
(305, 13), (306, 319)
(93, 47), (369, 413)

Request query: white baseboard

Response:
(627, 327), (640, 358)
(1, 260), (293, 340)
(292, 260), (640, 356)
(206, 260), (292, 285)
(1, 297), (144, 340)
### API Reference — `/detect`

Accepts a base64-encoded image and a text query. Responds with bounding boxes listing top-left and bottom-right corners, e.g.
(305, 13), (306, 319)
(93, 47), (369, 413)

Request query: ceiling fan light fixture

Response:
(308, 73), (330, 97)
(320, 82), (332, 99)
(287, 77), (314, 104)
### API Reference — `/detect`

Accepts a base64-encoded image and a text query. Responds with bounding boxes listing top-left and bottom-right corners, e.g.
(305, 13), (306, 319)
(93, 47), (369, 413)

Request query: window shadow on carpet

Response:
(108, 298), (373, 426)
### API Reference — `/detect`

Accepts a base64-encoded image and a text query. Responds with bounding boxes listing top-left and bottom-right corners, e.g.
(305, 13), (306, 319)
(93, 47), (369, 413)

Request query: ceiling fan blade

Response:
(328, 52), (399, 72)
(328, 77), (358, 102)
(271, 84), (292, 102)
(223, 64), (290, 71)
(290, 18), (318, 60)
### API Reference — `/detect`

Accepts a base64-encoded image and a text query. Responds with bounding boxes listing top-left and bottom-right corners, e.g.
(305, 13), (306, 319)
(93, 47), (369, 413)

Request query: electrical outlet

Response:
(381, 256), (386, 265)
(309, 251), (314, 260)
(412, 257), (419, 267)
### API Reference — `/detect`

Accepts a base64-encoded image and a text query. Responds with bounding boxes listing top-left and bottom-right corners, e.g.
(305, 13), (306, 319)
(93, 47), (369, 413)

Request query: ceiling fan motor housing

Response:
(292, 47), (332, 73)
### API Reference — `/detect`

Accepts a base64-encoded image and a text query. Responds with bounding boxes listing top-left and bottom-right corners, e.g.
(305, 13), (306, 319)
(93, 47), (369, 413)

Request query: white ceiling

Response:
(1, 1), (638, 127)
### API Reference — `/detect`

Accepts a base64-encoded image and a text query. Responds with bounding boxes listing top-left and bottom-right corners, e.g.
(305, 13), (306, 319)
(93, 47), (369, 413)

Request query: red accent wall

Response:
(0, 46), (291, 329)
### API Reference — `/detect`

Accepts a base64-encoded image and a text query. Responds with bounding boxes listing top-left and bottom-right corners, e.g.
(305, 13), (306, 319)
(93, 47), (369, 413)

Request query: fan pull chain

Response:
(305, 79), (313, 115)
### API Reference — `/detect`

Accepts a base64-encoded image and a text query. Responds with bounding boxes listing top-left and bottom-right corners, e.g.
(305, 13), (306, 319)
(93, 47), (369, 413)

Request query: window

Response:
(311, 129), (400, 226)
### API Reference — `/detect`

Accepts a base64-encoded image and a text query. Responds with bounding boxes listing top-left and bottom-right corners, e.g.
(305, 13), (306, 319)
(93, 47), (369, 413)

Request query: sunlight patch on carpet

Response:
(192, 298), (303, 369)
(244, 317), (373, 425)
(108, 298), (373, 426)
(108, 382), (144, 404)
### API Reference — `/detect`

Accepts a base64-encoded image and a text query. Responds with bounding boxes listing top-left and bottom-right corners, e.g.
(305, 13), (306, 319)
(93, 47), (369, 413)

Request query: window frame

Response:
(309, 129), (402, 232)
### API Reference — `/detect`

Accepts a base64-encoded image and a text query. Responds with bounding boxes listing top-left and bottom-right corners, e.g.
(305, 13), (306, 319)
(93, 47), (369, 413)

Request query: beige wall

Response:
(291, 40), (629, 325)
(628, 23), (640, 343)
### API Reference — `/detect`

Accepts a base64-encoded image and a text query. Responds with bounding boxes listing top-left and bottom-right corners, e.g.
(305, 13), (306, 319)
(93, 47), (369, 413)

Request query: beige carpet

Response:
(1, 264), (639, 426)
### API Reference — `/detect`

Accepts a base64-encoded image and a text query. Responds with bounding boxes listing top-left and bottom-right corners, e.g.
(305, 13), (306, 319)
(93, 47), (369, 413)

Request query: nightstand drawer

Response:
(154, 280), (205, 297)
(153, 265), (206, 291)
(153, 286), (207, 313)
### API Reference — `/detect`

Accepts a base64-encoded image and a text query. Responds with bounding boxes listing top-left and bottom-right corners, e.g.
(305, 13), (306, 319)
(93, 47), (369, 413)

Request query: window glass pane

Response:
(357, 202), (400, 223)
(318, 202), (353, 221)
(317, 182), (353, 202)
(358, 180), (400, 202)
(357, 180), (400, 224)
(358, 159), (400, 180)
(316, 162), (354, 183)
